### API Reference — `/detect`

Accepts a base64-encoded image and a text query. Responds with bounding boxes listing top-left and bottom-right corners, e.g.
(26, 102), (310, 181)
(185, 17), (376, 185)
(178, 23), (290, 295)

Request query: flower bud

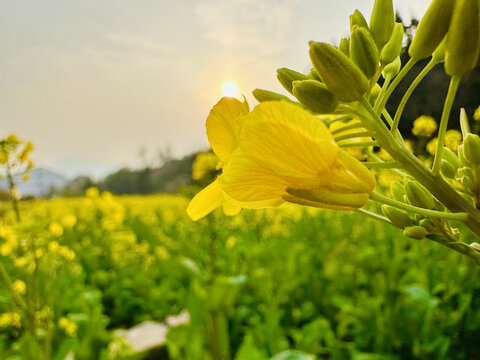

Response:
(457, 144), (472, 167)
(441, 159), (457, 179)
(458, 166), (474, 180)
(350, 10), (369, 31)
(405, 179), (436, 209)
(369, 0), (395, 49)
(470, 242), (480, 252)
(277, 68), (309, 94)
(369, 83), (382, 105)
(292, 80), (338, 114)
(442, 147), (459, 169)
(390, 181), (406, 202)
(381, 205), (413, 228)
(382, 57), (401, 78)
(309, 42), (369, 102)
(404, 225), (428, 240)
(408, 0), (455, 60)
(419, 218), (437, 232)
(308, 68), (323, 82)
(432, 37), (447, 63)
(445, 0), (480, 76)
(252, 89), (294, 103)
(463, 133), (480, 165)
(339, 38), (350, 57)
(460, 108), (471, 136)
(350, 25), (380, 78)
(380, 23), (404, 64)
(460, 175), (476, 192)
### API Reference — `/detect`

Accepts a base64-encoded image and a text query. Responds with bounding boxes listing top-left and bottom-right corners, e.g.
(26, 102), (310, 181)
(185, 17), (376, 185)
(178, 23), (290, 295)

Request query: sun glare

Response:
(221, 81), (239, 98)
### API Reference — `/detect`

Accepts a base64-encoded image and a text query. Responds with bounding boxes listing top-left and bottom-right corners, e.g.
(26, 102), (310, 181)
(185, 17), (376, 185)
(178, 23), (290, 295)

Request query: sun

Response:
(221, 81), (239, 98)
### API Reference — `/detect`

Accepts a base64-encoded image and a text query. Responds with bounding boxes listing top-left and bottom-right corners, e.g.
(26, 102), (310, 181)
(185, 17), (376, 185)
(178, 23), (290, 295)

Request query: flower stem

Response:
(330, 121), (363, 135)
(363, 161), (400, 169)
(432, 76), (461, 176)
(356, 208), (391, 223)
(370, 191), (468, 221)
(338, 141), (378, 148)
(391, 58), (439, 134)
(334, 131), (372, 141)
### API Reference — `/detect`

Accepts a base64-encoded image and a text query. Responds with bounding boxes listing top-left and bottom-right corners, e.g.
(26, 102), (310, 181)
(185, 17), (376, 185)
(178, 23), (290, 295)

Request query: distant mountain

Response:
(0, 168), (68, 197)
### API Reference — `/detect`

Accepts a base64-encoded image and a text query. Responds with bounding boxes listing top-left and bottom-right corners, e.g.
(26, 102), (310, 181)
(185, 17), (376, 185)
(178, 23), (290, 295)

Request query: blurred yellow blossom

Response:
(48, 241), (60, 252)
(426, 137), (438, 156)
(226, 236), (237, 249)
(0, 312), (21, 328)
(58, 246), (75, 261)
(86, 187), (99, 198)
(473, 105), (480, 121)
(49, 222), (64, 236)
(155, 246), (169, 260)
(192, 152), (220, 180)
(0, 226), (17, 256)
(444, 129), (462, 152)
(412, 115), (437, 137)
(12, 280), (26, 295)
(58, 317), (77, 337)
(61, 214), (77, 228)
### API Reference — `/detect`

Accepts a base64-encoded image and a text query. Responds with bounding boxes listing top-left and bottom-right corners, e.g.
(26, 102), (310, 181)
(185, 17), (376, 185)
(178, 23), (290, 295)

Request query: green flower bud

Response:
(350, 10), (369, 32)
(432, 37), (448, 63)
(470, 242), (480, 252)
(309, 42), (368, 103)
(369, 83), (382, 105)
(463, 133), (480, 165)
(442, 147), (459, 169)
(408, 0), (455, 60)
(445, 0), (480, 76)
(308, 68), (323, 82)
(460, 108), (471, 136)
(350, 25), (380, 78)
(381, 205), (413, 228)
(380, 23), (404, 64)
(252, 89), (294, 103)
(382, 57), (401, 78)
(277, 68), (309, 94)
(390, 181), (406, 202)
(458, 166), (474, 180)
(369, 0), (395, 49)
(404, 225), (428, 240)
(457, 144), (472, 167)
(405, 180), (436, 209)
(292, 80), (338, 114)
(339, 38), (350, 57)
(460, 175), (476, 192)
(419, 218), (437, 232)
(441, 159), (457, 179)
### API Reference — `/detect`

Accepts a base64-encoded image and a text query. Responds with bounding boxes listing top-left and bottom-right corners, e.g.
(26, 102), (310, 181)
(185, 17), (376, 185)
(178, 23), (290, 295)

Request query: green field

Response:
(0, 192), (479, 359)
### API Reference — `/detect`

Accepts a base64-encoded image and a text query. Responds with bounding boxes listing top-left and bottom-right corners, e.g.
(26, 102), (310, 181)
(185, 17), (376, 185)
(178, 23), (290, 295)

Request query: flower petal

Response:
(186, 179), (225, 221)
(206, 97), (249, 161)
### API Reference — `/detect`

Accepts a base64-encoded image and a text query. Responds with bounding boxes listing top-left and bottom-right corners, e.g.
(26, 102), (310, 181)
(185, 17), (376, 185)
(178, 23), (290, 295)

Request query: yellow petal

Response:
(220, 150), (286, 207)
(206, 97), (249, 161)
(238, 101), (336, 177)
(222, 201), (241, 216)
(186, 179), (225, 221)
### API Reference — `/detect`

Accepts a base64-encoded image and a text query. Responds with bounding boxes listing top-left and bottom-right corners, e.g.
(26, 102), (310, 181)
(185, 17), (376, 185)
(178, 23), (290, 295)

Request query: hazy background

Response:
(0, 0), (430, 179)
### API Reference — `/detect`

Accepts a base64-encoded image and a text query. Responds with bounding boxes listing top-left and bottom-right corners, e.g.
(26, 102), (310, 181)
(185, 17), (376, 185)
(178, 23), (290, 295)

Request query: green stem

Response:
(373, 74), (392, 113)
(338, 141), (378, 148)
(391, 58), (439, 133)
(334, 131), (372, 141)
(356, 208), (391, 223)
(363, 161), (401, 169)
(330, 121), (363, 135)
(0, 262), (27, 311)
(357, 97), (480, 241)
(375, 58), (418, 114)
(323, 115), (352, 125)
(432, 76), (461, 175)
(370, 192), (468, 221)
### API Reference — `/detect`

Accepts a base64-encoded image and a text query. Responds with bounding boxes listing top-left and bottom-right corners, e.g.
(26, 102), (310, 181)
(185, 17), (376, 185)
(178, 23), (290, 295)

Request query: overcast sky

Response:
(0, 0), (431, 179)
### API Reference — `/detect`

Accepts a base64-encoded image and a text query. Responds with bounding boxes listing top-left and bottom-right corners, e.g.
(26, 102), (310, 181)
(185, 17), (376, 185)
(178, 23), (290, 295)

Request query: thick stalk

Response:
(358, 98), (480, 239)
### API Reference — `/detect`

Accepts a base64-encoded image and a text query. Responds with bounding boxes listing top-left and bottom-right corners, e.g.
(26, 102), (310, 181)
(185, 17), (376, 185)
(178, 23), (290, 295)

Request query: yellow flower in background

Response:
(49, 222), (64, 237)
(61, 214), (77, 229)
(187, 97), (251, 221)
(426, 137), (438, 156)
(192, 152), (220, 180)
(85, 187), (99, 199)
(473, 105), (480, 121)
(329, 119), (372, 160)
(0, 312), (21, 328)
(220, 101), (376, 211)
(412, 115), (437, 137)
(59, 317), (78, 337)
(444, 129), (462, 152)
(13, 280), (26, 295)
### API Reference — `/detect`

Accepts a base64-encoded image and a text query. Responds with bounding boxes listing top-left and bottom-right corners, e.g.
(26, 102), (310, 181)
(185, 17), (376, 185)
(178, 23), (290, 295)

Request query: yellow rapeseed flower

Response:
(412, 115), (437, 137)
(58, 317), (78, 337)
(192, 152), (220, 180)
(445, 129), (462, 152)
(49, 222), (64, 237)
(0, 312), (21, 328)
(473, 105), (480, 121)
(12, 280), (26, 295)
(219, 101), (376, 210)
(426, 137), (438, 156)
(187, 97), (251, 220)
